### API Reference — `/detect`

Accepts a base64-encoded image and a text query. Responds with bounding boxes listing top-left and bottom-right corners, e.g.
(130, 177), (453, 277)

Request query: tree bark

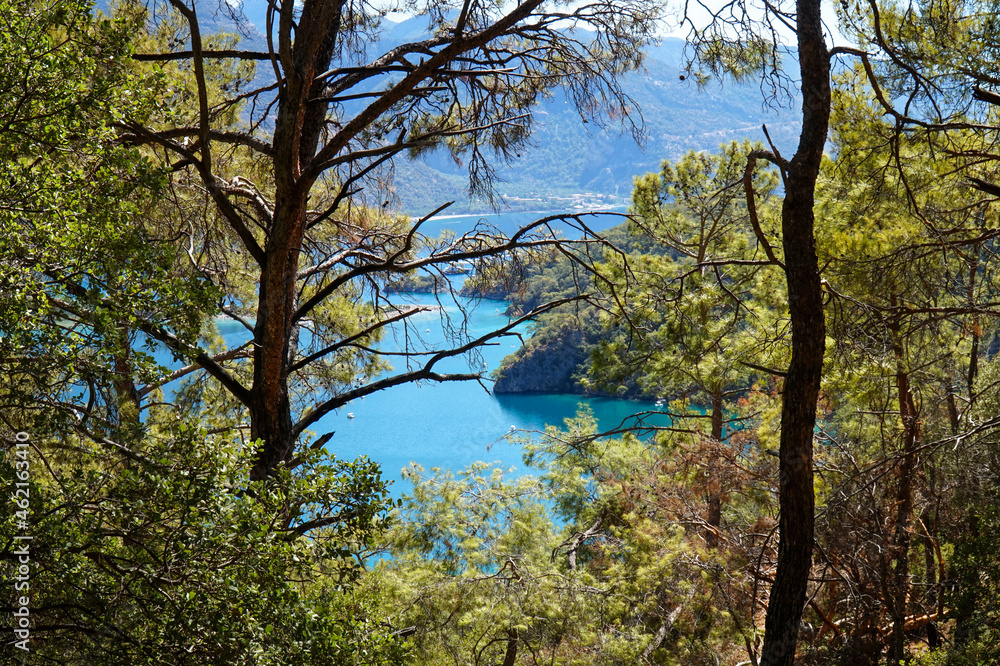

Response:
(921, 506), (940, 650)
(759, 0), (830, 662)
(148, 0), (661, 480)
(887, 320), (919, 665)
(243, 0), (553, 479)
(501, 628), (518, 666)
(966, 255), (979, 397)
(248, 0), (341, 480)
(706, 386), (724, 549)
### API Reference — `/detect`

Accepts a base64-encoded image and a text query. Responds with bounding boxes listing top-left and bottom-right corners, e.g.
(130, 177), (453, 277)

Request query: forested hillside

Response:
(6, 0), (1000, 664)
(391, 33), (803, 213)
(476, 220), (666, 395)
(136, 1), (803, 214)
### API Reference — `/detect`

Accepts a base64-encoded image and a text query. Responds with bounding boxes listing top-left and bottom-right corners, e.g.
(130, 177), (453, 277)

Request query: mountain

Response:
(119, 3), (801, 215)
(381, 18), (802, 214)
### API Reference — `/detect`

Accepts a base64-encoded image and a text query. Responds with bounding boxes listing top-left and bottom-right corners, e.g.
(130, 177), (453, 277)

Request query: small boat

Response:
(347, 413), (355, 419)
(443, 260), (475, 275)
(509, 425), (516, 432)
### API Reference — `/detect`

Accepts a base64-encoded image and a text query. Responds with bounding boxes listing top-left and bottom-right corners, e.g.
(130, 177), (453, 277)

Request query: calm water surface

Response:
(293, 295), (666, 492)
(174, 210), (663, 494)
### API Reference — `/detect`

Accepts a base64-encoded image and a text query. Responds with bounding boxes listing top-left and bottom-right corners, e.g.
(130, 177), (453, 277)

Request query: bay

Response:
(304, 293), (666, 494)
(311, 208), (654, 493)
(165, 209), (662, 495)
(415, 208), (629, 241)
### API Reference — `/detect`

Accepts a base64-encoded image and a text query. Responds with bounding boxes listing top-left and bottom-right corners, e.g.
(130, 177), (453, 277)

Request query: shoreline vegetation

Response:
(14, 0), (1000, 660)
(464, 219), (660, 399)
(407, 201), (631, 221)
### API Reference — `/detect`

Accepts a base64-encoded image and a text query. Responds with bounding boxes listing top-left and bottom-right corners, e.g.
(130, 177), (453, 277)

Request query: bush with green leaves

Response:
(1, 424), (404, 665)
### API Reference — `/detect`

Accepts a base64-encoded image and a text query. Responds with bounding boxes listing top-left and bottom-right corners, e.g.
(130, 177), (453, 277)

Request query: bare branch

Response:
(138, 342), (253, 398)
(291, 294), (586, 436)
(132, 49), (273, 61)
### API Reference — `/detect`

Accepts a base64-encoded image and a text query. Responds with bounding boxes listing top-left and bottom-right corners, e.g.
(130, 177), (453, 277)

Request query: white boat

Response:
(347, 413), (355, 419)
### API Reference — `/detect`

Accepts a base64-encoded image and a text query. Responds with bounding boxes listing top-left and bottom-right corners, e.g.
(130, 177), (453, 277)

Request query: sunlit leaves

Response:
(0, 423), (399, 663)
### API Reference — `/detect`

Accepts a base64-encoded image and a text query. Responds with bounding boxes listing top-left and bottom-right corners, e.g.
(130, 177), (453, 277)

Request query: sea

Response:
(168, 210), (669, 493)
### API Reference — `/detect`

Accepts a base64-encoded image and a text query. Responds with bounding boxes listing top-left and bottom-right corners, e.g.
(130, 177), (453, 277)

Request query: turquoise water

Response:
(416, 209), (628, 241)
(161, 209), (662, 493)
(299, 294), (666, 491)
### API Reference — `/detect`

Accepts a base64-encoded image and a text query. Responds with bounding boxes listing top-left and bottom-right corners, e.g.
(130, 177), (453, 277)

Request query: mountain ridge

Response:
(115, 2), (802, 215)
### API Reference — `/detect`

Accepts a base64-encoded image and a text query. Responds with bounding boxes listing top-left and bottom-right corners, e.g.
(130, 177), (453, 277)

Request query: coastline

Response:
(410, 205), (630, 222)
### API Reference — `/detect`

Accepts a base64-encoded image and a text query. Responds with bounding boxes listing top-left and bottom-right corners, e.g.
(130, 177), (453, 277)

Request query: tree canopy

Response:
(9, 0), (1000, 663)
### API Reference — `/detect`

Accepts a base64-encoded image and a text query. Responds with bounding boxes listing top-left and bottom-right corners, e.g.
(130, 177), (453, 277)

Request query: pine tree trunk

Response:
(248, 195), (307, 480)
(706, 387), (724, 549)
(887, 321), (919, 665)
(759, 0), (830, 662)
(247, 5), (338, 480)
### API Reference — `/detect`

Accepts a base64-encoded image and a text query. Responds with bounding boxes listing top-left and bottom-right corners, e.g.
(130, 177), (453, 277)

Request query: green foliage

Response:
(0, 425), (402, 664)
(380, 463), (566, 664)
(0, 0), (217, 438)
(936, 357), (1000, 665)
(493, 140), (786, 419)
(792, 72), (1000, 663)
(377, 410), (763, 665)
(487, 220), (679, 396)
(946, 487), (1000, 665)
(11, 0), (1000, 661)
(481, 119), (1000, 665)
(393, 462), (553, 575)
(597, 139), (784, 397)
(0, 2), (403, 661)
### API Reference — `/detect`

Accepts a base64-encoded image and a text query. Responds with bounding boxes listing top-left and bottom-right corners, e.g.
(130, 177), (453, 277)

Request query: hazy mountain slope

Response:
(120, 3), (801, 215)
(386, 20), (802, 214)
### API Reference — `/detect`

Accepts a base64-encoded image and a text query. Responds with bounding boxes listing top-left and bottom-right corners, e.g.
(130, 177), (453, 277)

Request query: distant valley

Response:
(385, 28), (803, 215)
(128, 1), (802, 215)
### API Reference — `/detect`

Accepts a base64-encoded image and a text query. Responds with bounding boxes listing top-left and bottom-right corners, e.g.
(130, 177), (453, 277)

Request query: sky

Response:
(661, 0), (849, 45)
(230, 0), (849, 50)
